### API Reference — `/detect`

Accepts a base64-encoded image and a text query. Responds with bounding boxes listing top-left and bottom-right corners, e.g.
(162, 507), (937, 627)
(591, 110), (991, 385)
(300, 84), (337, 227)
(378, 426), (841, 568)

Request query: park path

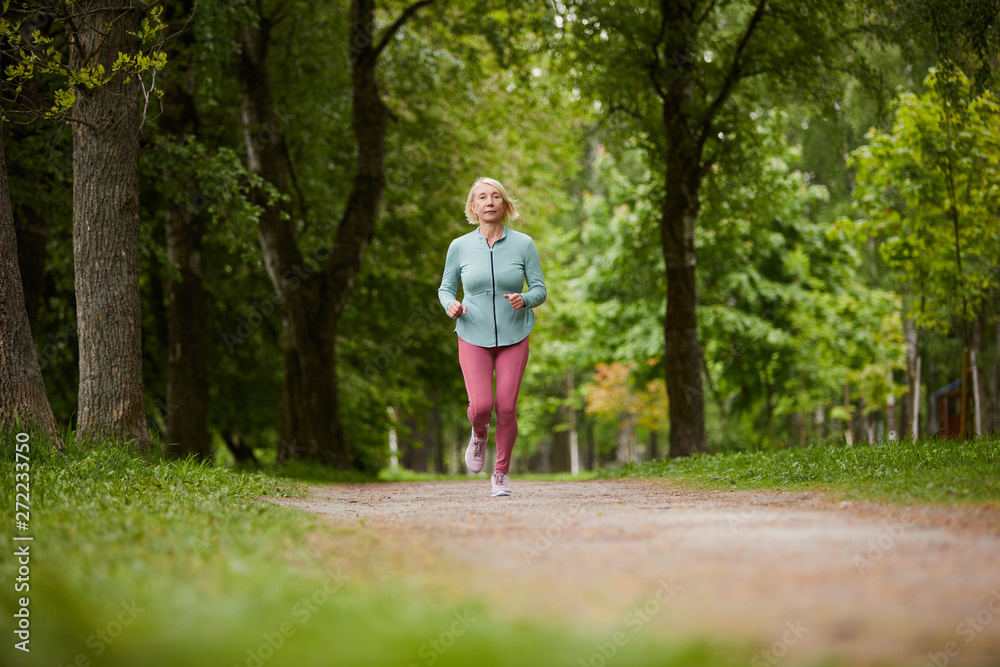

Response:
(269, 478), (1000, 666)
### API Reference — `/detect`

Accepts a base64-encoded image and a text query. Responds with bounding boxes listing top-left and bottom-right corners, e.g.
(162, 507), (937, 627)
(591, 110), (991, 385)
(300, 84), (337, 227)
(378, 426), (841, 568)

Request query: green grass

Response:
(604, 437), (1000, 504)
(0, 428), (786, 667)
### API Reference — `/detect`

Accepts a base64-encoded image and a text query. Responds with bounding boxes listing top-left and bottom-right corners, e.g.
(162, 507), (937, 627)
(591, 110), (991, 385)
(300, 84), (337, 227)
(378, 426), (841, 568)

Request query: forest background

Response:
(1, 0), (998, 473)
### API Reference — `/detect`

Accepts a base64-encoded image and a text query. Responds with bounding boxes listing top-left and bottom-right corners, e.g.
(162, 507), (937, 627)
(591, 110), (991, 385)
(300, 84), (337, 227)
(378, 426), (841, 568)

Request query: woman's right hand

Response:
(447, 300), (468, 318)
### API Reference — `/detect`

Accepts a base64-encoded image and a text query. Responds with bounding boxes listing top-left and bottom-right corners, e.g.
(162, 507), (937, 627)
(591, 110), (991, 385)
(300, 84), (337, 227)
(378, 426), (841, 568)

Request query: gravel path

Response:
(269, 478), (1000, 666)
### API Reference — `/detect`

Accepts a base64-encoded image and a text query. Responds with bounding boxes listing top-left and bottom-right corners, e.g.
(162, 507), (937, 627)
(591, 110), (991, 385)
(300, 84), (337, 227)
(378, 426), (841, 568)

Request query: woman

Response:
(438, 177), (546, 497)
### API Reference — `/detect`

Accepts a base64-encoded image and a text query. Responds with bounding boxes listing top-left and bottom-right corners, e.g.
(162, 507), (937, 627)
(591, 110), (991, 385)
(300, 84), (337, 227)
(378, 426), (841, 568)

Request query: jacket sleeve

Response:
(520, 238), (547, 309)
(437, 239), (461, 312)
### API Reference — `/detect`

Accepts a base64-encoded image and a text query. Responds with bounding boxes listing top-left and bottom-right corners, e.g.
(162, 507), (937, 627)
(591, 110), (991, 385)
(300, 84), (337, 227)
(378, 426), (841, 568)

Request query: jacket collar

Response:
(476, 226), (507, 246)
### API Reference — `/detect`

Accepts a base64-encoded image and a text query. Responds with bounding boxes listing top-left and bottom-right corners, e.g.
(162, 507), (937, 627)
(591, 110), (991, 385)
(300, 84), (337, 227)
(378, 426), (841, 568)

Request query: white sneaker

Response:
(465, 426), (488, 473)
(491, 472), (511, 497)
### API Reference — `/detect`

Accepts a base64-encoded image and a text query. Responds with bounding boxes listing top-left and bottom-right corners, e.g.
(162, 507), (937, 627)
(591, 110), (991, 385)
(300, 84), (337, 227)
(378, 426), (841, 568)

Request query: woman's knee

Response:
(469, 399), (495, 420)
(495, 403), (518, 424)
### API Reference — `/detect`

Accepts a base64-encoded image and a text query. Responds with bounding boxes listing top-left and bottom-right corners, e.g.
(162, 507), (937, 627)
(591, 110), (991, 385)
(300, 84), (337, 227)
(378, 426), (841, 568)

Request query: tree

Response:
(558, 0), (876, 455)
(65, 2), (166, 447)
(235, 0), (434, 467)
(847, 66), (1000, 436)
(0, 79), (63, 444)
(159, 0), (211, 459)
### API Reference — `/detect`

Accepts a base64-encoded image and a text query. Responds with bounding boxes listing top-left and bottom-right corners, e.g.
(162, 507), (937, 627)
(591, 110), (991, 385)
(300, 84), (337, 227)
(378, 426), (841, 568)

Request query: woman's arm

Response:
(520, 238), (547, 309)
(437, 239), (462, 312)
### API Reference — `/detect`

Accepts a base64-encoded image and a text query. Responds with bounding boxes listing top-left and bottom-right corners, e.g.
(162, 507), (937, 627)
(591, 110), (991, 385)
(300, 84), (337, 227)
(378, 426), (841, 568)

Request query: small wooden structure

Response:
(934, 380), (964, 438)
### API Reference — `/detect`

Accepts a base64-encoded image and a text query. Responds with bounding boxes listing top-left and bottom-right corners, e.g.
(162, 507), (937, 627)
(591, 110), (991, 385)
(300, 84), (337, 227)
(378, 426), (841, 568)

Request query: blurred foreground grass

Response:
(606, 437), (1000, 504)
(0, 428), (762, 667)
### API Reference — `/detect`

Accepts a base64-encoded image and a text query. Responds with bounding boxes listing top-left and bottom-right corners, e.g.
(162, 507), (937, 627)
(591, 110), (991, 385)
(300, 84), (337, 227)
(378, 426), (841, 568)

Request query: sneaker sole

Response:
(491, 489), (512, 497)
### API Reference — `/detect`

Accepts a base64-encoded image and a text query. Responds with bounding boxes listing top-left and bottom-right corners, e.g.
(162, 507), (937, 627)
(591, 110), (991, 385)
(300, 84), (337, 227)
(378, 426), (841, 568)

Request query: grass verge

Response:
(603, 437), (1000, 504)
(1, 428), (783, 667)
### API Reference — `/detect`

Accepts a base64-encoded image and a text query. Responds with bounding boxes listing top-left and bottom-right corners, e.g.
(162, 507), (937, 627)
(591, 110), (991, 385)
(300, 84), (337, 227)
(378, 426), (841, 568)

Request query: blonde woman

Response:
(437, 177), (546, 496)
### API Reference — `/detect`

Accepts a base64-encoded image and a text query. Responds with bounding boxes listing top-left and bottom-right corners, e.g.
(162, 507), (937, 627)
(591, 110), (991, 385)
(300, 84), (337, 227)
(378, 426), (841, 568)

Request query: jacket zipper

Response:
(490, 245), (499, 347)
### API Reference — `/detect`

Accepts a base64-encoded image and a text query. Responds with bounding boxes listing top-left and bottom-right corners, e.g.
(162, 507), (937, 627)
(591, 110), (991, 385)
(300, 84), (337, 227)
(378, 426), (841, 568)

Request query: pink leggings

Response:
(457, 335), (530, 474)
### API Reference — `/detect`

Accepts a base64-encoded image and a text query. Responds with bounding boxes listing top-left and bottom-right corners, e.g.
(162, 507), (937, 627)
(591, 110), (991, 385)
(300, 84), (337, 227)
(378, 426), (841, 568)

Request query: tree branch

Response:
(371, 0), (435, 62)
(698, 0), (767, 148)
(694, 0), (720, 27)
(646, 5), (670, 101)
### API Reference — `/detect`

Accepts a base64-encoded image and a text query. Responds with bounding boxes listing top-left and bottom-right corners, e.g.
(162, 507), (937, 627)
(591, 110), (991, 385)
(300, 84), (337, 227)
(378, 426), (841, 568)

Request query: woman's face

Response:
(473, 183), (505, 224)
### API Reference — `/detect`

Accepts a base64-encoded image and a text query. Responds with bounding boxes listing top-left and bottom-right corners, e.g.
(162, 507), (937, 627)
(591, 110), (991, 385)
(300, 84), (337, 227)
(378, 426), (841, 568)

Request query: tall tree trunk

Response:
(991, 320), (999, 435)
(69, 1), (149, 448)
(927, 357), (940, 435)
(400, 411), (429, 472)
(567, 367), (580, 474)
(162, 0), (210, 459)
(0, 90), (63, 445)
(661, 50), (708, 458)
(655, 0), (767, 456)
(237, 0), (431, 468)
(971, 308), (985, 436)
(552, 427), (570, 472)
(991, 293), (1000, 434)
(236, 15), (346, 467)
(904, 315), (919, 438)
(585, 419), (595, 469)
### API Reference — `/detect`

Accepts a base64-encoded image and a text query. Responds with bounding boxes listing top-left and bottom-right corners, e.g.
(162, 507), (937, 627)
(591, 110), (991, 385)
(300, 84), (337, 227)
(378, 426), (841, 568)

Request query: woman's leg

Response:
(457, 337), (495, 440)
(492, 336), (530, 474)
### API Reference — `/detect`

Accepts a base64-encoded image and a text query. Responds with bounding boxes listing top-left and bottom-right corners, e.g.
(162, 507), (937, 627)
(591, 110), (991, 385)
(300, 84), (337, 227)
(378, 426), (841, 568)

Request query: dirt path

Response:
(269, 478), (1000, 666)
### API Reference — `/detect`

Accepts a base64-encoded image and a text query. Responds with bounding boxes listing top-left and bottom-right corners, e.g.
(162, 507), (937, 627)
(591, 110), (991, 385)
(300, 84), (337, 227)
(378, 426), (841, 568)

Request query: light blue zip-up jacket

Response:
(437, 227), (547, 348)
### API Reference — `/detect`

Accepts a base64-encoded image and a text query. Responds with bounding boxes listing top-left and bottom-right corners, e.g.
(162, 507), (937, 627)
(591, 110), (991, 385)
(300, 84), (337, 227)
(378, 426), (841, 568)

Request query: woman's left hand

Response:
(503, 293), (525, 310)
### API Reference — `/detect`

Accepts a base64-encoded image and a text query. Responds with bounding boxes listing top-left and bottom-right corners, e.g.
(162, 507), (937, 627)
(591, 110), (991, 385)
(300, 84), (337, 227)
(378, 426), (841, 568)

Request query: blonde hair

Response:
(464, 177), (520, 225)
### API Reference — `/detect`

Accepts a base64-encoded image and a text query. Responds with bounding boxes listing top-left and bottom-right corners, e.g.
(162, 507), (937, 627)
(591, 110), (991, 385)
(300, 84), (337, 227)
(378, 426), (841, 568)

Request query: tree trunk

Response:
(430, 400), (445, 473)
(659, 5), (709, 458)
(991, 296), (1000, 434)
(237, 0), (428, 468)
(843, 383), (853, 445)
(616, 413), (638, 463)
(661, 109), (708, 458)
(162, 0), (210, 460)
(222, 430), (259, 466)
(971, 308), (985, 437)
(567, 368), (580, 474)
(927, 357), (940, 435)
(585, 419), (595, 469)
(236, 15), (347, 467)
(69, 1), (149, 448)
(904, 315), (919, 438)
(276, 292), (343, 465)
(0, 89), (63, 444)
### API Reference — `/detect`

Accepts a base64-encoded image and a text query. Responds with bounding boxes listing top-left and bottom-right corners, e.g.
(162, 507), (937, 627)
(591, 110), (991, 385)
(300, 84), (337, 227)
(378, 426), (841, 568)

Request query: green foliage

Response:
(607, 437), (1000, 504)
(845, 66), (1000, 334)
(1, 3), (167, 120)
(4, 0), (996, 468)
(699, 109), (907, 446)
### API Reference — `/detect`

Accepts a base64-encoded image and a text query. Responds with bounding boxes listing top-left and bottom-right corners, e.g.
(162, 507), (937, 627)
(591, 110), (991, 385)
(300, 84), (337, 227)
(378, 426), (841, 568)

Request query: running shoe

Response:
(491, 471), (512, 497)
(465, 425), (488, 473)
